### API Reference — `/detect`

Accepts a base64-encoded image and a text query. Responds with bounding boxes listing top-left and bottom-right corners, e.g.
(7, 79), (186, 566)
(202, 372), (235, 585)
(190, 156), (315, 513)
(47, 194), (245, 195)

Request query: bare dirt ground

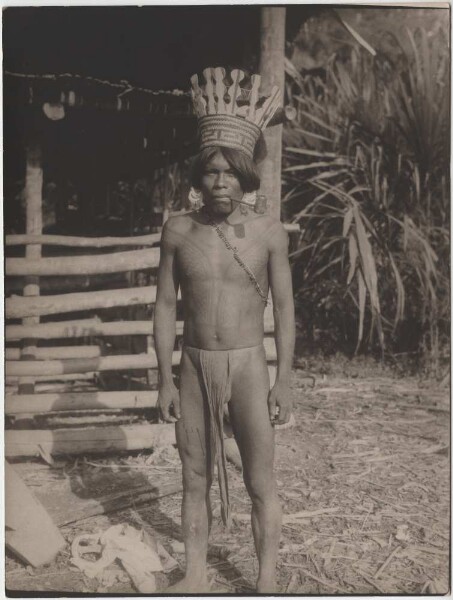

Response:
(6, 362), (450, 595)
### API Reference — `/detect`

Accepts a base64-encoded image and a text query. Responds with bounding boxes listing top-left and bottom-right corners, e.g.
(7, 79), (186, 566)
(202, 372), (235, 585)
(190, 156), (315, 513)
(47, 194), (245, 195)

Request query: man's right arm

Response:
(154, 220), (181, 421)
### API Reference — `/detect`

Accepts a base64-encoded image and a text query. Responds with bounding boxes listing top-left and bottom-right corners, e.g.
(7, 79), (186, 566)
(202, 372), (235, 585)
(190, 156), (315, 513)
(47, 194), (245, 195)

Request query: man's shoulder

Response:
(164, 212), (195, 231)
(162, 212), (196, 242)
(253, 214), (287, 239)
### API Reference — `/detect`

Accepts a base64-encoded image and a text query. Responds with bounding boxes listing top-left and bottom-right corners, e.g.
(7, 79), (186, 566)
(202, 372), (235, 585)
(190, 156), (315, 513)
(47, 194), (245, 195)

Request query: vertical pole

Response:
(258, 7), (286, 220)
(162, 152), (170, 225)
(19, 141), (43, 394)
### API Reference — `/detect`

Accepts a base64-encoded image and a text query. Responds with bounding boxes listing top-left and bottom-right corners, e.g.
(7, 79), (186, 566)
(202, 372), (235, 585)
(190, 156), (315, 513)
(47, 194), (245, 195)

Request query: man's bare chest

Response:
(176, 228), (269, 283)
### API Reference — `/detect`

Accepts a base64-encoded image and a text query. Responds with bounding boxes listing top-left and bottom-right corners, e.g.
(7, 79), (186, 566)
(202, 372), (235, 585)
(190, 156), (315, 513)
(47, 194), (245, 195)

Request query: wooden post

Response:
(19, 141), (43, 394)
(258, 7), (286, 219)
(162, 153), (171, 225)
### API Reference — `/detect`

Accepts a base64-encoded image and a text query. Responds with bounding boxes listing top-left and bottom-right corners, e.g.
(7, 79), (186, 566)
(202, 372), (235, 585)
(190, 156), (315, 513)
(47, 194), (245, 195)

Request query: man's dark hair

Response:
(190, 135), (267, 193)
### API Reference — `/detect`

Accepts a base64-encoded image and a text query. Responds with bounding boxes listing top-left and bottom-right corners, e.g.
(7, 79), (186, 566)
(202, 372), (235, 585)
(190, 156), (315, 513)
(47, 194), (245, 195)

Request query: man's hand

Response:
(268, 380), (292, 425)
(157, 382), (181, 423)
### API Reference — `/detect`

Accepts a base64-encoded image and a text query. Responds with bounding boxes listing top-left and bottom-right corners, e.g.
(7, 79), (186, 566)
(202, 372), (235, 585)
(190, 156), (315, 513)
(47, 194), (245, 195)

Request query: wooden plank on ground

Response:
(5, 461), (66, 566)
(39, 480), (183, 527)
(6, 248), (160, 276)
(5, 423), (176, 457)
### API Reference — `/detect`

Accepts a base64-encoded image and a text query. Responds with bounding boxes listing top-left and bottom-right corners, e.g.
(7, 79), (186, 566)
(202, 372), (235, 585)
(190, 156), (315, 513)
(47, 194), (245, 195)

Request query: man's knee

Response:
(182, 461), (212, 497)
(244, 471), (277, 505)
(177, 422), (212, 494)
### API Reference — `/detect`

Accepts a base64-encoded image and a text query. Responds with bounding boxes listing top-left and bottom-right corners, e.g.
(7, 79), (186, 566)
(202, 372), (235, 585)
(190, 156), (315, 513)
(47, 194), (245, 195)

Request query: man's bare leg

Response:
(166, 352), (212, 592)
(229, 346), (282, 593)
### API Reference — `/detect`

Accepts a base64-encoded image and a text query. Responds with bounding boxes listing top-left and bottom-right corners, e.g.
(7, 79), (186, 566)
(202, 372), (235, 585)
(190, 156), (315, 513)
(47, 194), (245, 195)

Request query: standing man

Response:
(154, 67), (295, 593)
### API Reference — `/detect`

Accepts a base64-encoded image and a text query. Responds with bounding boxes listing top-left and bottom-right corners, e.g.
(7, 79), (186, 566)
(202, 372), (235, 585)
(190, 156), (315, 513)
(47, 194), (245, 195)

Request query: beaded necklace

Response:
(206, 214), (269, 306)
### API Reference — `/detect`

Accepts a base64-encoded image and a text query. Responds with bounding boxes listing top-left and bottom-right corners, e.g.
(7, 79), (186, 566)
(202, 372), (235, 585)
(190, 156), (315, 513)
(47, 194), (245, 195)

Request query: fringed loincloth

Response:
(184, 345), (233, 528)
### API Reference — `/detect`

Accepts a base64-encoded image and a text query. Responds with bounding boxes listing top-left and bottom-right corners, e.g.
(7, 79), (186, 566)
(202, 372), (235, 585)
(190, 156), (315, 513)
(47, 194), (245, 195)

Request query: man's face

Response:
(200, 151), (243, 215)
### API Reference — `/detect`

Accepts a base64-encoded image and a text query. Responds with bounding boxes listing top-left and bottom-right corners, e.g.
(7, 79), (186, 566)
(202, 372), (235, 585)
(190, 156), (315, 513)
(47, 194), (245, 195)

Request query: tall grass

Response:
(284, 27), (449, 374)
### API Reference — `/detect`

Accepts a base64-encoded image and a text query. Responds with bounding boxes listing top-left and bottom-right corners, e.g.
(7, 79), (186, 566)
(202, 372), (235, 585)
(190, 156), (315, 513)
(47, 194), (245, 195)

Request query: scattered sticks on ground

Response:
(5, 368), (450, 594)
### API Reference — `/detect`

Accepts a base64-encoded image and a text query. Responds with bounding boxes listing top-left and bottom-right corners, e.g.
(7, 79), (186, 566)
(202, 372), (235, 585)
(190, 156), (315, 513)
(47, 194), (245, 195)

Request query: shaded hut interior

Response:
(4, 6), (305, 443)
(4, 7), (263, 238)
(4, 6), (313, 236)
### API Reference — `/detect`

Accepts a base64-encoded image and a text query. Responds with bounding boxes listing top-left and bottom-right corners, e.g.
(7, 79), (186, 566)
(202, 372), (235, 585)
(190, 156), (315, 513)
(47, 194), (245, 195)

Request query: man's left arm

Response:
(268, 223), (296, 425)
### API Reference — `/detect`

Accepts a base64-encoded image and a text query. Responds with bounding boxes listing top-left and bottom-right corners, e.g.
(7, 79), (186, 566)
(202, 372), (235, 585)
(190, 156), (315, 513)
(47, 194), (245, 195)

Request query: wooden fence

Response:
(5, 229), (280, 458)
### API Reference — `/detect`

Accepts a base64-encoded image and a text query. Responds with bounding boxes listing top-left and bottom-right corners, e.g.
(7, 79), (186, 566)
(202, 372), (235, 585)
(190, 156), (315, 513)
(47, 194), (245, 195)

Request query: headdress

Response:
(190, 67), (281, 159)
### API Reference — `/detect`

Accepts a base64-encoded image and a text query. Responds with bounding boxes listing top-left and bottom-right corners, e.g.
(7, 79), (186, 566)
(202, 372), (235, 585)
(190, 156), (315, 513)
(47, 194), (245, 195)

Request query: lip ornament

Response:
(233, 194), (267, 214)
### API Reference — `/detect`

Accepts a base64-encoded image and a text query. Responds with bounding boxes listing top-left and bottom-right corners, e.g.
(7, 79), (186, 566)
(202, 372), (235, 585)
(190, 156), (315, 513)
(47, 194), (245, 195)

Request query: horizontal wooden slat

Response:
(6, 373), (96, 384)
(6, 338), (277, 377)
(5, 391), (158, 415)
(35, 382), (96, 393)
(263, 337), (277, 361)
(6, 273), (129, 296)
(5, 365), (277, 415)
(284, 223), (301, 232)
(6, 346), (101, 360)
(6, 318), (274, 341)
(6, 319), (101, 341)
(6, 248), (160, 276)
(5, 423), (176, 457)
(6, 353), (160, 377)
(6, 285), (158, 318)
(5, 224), (298, 249)
(6, 370), (276, 394)
(7, 367), (277, 387)
(264, 298), (274, 323)
(5, 233), (161, 247)
(6, 366), (277, 415)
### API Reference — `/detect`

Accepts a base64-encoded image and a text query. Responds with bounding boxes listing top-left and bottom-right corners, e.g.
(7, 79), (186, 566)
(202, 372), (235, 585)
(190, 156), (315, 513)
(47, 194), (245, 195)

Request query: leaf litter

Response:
(5, 364), (450, 594)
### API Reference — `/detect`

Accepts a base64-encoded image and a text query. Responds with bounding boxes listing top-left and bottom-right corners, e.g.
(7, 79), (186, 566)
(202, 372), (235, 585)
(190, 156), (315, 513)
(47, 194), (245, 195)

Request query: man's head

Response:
(189, 67), (279, 215)
(191, 146), (260, 215)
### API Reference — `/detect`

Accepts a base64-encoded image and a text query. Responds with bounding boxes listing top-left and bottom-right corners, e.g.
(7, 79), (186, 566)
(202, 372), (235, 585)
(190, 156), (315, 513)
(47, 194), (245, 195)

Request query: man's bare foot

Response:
(165, 575), (211, 593)
(256, 578), (279, 593)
